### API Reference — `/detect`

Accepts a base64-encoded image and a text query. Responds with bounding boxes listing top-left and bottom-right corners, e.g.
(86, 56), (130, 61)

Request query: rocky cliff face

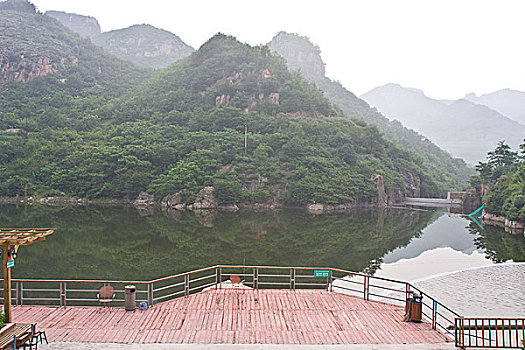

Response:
(46, 10), (101, 38)
(45, 11), (194, 69)
(268, 31), (325, 78)
(92, 24), (194, 68)
(0, 9), (82, 87)
(0, 55), (63, 84)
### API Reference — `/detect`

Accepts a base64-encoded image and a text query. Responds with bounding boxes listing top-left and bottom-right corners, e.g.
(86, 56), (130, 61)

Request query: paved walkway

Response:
(13, 289), (446, 345)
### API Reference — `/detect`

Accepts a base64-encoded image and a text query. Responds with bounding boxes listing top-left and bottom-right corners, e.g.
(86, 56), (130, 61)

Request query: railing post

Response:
(432, 300), (437, 330)
(215, 267), (218, 290)
(219, 268), (222, 289)
(184, 274), (189, 297)
(20, 282), (23, 306)
(63, 282), (67, 307)
(363, 276), (369, 300)
(15, 282), (18, 306)
(254, 268), (258, 290)
(329, 270), (333, 292)
(59, 282), (63, 307)
(150, 282), (154, 305)
(290, 268), (294, 290)
(455, 318), (459, 347)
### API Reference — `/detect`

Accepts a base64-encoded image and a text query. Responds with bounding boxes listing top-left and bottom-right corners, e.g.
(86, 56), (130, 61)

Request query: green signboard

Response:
(314, 269), (330, 277)
(6, 260), (14, 269)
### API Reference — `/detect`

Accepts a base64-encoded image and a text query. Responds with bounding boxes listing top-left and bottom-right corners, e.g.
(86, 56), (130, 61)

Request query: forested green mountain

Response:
(46, 10), (194, 69)
(1, 4), (449, 206)
(0, 3), (148, 90)
(268, 32), (472, 192)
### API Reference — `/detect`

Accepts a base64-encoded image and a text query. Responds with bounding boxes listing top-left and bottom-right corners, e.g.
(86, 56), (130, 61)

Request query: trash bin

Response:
(125, 285), (136, 311)
(410, 293), (423, 322)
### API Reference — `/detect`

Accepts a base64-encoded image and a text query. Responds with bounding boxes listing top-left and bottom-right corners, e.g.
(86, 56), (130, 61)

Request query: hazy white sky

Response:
(30, 0), (525, 100)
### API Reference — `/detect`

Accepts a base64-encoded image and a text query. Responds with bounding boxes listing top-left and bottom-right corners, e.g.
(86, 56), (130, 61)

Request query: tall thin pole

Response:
(244, 125), (247, 154)
(3, 243), (12, 322)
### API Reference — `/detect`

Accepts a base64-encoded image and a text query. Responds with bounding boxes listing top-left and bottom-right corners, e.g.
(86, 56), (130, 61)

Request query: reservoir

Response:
(1, 203), (523, 315)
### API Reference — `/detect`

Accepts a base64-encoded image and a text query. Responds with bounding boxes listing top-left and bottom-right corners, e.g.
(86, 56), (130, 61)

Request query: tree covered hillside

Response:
(471, 141), (525, 222)
(1, 10), (445, 206)
(268, 32), (472, 193)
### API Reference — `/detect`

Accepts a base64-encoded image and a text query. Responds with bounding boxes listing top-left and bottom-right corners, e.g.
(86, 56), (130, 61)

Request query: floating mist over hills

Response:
(361, 83), (525, 165)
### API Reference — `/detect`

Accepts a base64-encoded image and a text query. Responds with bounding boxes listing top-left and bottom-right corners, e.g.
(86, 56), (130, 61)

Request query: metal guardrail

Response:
(0, 265), (461, 338)
(455, 318), (525, 349)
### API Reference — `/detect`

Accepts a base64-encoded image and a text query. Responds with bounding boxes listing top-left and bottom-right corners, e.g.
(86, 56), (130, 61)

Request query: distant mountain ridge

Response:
(46, 11), (194, 68)
(464, 89), (525, 126)
(361, 83), (525, 164)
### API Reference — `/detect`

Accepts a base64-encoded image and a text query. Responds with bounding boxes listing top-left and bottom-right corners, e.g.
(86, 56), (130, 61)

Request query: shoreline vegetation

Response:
(469, 140), (525, 235)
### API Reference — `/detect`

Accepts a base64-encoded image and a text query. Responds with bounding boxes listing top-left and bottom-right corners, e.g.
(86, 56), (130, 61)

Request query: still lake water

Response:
(2, 203), (523, 283)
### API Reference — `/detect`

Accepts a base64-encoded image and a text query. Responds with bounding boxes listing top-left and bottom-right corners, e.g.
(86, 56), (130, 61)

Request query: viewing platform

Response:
(2, 265), (523, 348)
(12, 288), (446, 345)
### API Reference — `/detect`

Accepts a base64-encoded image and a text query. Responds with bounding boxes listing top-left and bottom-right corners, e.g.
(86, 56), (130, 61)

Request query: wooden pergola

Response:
(0, 228), (55, 322)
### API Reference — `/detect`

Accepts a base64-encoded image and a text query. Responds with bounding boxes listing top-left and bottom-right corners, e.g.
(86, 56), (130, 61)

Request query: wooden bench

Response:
(0, 323), (33, 349)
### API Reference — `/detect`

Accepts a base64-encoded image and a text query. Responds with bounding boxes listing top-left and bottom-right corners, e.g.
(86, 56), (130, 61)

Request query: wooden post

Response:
(3, 243), (12, 323)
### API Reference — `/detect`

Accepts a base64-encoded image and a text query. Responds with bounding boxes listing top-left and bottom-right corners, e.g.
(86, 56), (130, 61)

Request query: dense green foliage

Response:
(1, 11), (449, 205)
(471, 140), (525, 221)
(268, 32), (473, 195)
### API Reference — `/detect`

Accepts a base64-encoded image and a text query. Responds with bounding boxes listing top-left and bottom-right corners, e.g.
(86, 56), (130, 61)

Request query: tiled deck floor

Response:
(13, 289), (447, 344)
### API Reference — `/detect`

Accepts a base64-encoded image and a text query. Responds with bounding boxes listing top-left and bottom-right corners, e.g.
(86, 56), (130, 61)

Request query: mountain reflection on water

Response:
(0, 204), (522, 281)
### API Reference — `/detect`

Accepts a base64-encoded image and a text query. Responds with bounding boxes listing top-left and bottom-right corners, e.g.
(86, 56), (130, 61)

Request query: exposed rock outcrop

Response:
(0, 55), (73, 85)
(268, 32), (325, 78)
(215, 94), (230, 105)
(400, 170), (421, 197)
(133, 191), (155, 207)
(371, 174), (388, 207)
(482, 212), (525, 235)
(306, 201), (377, 214)
(161, 192), (184, 209)
(188, 186), (218, 210)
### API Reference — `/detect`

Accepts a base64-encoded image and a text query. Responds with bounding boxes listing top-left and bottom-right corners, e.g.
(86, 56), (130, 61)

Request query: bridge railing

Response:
(1, 265), (458, 336)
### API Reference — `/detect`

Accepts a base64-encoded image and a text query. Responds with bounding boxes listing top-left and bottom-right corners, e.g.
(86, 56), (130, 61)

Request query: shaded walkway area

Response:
(14, 289), (446, 345)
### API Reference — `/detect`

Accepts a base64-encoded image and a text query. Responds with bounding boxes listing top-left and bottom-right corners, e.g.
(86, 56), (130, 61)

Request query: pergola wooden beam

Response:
(1, 228), (55, 322)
